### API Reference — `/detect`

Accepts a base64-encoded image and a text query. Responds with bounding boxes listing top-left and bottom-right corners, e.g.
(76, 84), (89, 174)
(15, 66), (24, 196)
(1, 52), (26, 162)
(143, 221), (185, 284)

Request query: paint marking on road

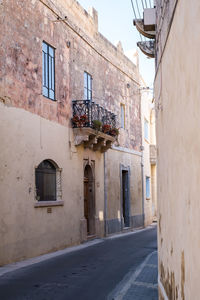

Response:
(146, 263), (157, 268)
(133, 280), (158, 289)
(107, 250), (157, 300)
(158, 277), (169, 300)
(0, 239), (103, 277)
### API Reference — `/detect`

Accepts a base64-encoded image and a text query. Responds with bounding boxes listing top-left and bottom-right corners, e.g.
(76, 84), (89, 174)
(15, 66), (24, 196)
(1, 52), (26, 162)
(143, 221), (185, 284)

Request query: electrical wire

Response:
(135, 0), (141, 19)
(130, 0), (144, 41)
(130, 0), (137, 19)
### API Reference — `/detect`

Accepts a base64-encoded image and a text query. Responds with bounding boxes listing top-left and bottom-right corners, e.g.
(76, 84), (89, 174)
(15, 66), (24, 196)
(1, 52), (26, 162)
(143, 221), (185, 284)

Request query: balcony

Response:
(150, 144), (157, 165)
(72, 100), (118, 152)
(131, 0), (155, 58)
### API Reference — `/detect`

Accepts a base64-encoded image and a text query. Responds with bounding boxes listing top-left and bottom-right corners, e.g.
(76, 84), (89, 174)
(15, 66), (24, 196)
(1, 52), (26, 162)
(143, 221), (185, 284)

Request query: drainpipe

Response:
(141, 147), (145, 227)
(104, 152), (107, 236)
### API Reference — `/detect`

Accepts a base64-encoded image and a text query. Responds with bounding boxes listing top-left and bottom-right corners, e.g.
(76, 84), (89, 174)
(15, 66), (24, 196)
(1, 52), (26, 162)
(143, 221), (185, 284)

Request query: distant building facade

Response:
(140, 82), (157, 227)
(131, 0), (157, 228)
(0, 0), (152, 265)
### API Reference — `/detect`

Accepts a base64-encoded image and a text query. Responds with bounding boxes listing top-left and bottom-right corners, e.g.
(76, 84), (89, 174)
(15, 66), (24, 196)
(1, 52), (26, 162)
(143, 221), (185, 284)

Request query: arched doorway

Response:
(84, 164), (95, 236)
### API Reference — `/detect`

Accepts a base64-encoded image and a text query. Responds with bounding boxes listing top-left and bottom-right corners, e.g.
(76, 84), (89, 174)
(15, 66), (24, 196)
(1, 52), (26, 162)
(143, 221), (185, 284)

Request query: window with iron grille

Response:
(42, 42), (55, 100)
(84, 71), (92, 100)
(35, 160), (57, 201)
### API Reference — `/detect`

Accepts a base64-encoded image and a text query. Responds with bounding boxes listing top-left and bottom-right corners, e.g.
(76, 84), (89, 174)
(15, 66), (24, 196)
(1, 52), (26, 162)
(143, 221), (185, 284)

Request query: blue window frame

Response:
(42, 42), (55, 100)
(84, 72), (92, 100)
(146, 176), (150, 199)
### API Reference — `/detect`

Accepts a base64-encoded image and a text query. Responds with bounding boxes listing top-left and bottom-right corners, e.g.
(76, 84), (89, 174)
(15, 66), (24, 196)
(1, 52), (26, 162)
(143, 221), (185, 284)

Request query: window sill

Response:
(34, 200), (64, 208)
(43, 95), (57, 101)
(146, 197), (151, 200)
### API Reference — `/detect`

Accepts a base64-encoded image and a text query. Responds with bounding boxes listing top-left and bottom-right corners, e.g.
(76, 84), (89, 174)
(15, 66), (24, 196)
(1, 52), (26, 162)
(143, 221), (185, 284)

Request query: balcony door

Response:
(84, 71), (92, 101)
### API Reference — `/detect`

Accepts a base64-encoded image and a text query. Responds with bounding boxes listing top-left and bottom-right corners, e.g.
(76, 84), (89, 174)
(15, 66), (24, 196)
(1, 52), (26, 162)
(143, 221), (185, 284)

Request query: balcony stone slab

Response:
(73, 127), (116, 152)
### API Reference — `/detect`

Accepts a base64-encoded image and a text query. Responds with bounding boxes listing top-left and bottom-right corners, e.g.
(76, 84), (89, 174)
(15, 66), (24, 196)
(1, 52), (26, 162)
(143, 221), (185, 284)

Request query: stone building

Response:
(0, 0), (146, 265)
(134, 0), (200, 298)
(140, 79), (157, 227)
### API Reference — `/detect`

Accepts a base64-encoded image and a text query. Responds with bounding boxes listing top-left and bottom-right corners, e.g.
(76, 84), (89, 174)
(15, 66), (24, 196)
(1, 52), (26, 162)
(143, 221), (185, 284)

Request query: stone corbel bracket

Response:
(73, 128), (116, 152)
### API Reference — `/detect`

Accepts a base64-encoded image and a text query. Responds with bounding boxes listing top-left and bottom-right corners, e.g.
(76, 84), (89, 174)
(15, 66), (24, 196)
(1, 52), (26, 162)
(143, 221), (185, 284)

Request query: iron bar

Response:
(72, 100), (117, 136)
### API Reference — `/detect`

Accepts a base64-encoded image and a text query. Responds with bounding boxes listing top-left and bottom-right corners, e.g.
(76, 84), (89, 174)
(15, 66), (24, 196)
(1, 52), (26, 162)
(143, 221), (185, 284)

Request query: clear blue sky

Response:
(78, 0), (155, 87)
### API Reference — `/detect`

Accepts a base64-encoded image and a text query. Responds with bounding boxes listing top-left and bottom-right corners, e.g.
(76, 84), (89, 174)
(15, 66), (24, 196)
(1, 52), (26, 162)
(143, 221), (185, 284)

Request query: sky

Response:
(77, 0), (155, 88)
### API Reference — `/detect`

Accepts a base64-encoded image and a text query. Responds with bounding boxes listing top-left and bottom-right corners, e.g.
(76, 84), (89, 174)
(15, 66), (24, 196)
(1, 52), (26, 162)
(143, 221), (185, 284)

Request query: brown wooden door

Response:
(84, 164), (95, 236)
(84, 177), (89, 233)
(122, 170), (130, 227)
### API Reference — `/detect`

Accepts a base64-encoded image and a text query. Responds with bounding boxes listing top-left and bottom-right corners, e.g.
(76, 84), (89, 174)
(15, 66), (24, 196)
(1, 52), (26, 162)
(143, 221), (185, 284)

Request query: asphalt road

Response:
(0, 226), (157, 300)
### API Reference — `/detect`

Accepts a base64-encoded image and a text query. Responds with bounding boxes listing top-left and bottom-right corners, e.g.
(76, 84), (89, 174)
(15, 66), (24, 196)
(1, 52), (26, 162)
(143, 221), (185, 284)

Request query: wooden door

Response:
(122, 170), (130, 227)
(84, 177), (89, 233)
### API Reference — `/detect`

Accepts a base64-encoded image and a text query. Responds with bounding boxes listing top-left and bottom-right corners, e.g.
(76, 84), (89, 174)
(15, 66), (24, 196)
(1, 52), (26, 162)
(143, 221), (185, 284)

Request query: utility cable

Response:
(130, 0), (144, 42)
(135, 0), (141, 19)
(130, 0), (137, 19)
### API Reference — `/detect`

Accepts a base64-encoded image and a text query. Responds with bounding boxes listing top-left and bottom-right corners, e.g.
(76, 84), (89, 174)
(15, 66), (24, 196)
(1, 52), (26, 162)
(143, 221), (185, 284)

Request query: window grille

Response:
(35, 160), (56, 201)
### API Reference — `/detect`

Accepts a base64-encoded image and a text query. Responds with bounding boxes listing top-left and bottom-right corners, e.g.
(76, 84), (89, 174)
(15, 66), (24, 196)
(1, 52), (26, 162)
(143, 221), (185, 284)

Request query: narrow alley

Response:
(0, 226), (157, 300)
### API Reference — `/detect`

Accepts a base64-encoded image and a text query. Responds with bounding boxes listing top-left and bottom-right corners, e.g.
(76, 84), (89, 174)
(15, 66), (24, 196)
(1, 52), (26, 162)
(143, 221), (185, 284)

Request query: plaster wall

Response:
(155, 0), (200, 298)
(106, 148), (143, 233)
(0, 104), (104, 265)
(141, 89), (157, 226)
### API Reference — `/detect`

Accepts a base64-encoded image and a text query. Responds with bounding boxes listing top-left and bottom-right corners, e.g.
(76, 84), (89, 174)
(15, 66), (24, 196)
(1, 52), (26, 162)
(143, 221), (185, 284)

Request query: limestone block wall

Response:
(0, 0), (141, 152)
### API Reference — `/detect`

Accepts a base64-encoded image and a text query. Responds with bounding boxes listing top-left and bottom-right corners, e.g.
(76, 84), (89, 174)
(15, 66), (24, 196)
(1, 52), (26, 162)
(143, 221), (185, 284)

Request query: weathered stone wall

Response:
(0, 0), (141, 150)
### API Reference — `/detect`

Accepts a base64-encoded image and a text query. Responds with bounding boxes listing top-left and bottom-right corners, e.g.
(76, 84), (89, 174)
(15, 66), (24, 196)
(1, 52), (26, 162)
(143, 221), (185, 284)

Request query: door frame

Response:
(83, 160), (96, 236)
(120, 164), (131, 229)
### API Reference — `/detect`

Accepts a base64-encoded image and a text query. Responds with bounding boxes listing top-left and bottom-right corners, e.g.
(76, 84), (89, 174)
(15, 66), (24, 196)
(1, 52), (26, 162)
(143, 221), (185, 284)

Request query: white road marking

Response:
(107, 250), (157, 300)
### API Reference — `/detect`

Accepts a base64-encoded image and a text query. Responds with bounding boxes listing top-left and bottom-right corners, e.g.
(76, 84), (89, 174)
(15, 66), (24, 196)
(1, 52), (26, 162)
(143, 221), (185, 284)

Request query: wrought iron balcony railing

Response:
(72, 100), (117, 137)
